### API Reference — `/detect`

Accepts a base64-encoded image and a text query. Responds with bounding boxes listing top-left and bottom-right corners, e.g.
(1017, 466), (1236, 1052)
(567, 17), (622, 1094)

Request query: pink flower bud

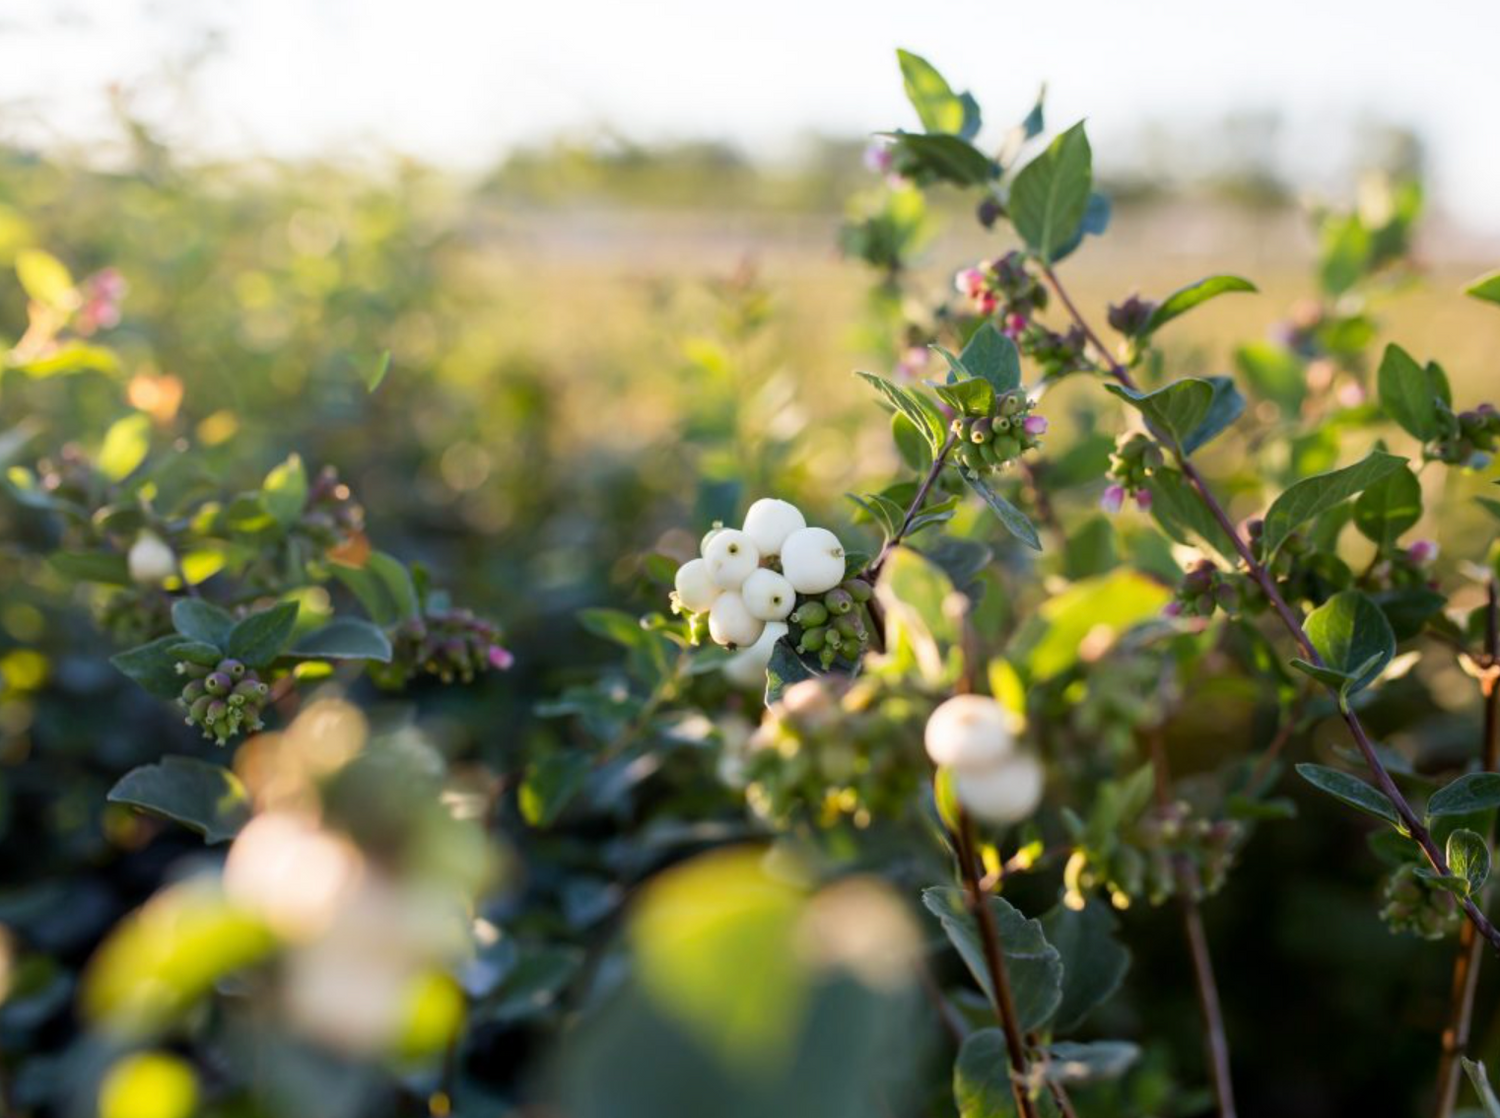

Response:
(1135, 488), (1153, 511)
(863, 141), (895, 175)
(954, 267), (986, 298)
(1022, 415), (1048, 436)
(1407, 539), (1438, 565)
(1004, 313), (1028, 338)
(486, 645), (515, 670)
(1100, 484), (1126, 514)
(1162, 601), (1183, 618)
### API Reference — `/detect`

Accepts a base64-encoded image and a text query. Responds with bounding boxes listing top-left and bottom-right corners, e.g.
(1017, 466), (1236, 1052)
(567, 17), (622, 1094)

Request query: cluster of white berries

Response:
(924, 695), (1043, 825)
(674, 498), (849, 685)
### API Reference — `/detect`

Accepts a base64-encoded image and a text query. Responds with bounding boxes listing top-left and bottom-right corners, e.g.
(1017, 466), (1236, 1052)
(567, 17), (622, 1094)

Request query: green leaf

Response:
(1301, 589), (1395, 696)
(519, 752), (591, 827)
(1260, 450), (1407, 557)
(1294, 763), (1400, 827)
(1463, 1058), (1500, 1118)
(892, 412), (932, 471)
(1039, 902), (1130, 1032)
(107, 756), (251, 844)
(921, 887), (1063, 1032)
(1050, 191), (1110, 263)
(225, 601), (300, 667)
(578, 608), (652, 650)
(48, 550), (130, 586)
(6, 340), (120, 378)
(1428, 773), (1500, 818)
(959, 324), (1022, 394)
(897, 49), (971, 136)
(1018, 569), (1171, 681)
(962, 470), (1041, 551)
(1446, 829), (1490, 896)
(1234, 341), (1306, 415)
(1144, 275), (1258, 335)
(857, 371), (946, 451)
(332, 551), (420, 626)
(97, 413), (151, 482)
(171, 599), (236, 648)
(1352, 465), (1422, 549)
(1009, 122), (1093, 263)
(886, 132), (994, 186)
(1103, 378), (1213, 451)
(110, 635), (191, 699)
(1377, 344), (1442, 441)
(365, 349), (392, 392)
(1143, 468), (1238, 562)
(765, 640), (819, 705)
(1180, 375), (1246, 455)
(935, 378), (995, 417)
(15, 249), (75, 312)
(288, 617), (393, 662)
(262, 453), (308, 529)
(1044, 1041), (1141, 1085)
(954, 1029), (1059, 1118)
(1465, 269), (1500, 308)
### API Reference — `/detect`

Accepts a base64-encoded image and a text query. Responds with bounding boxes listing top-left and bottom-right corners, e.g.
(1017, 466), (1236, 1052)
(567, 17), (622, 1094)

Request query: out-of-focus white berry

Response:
(780, 527), (846, 594)
(674, 558), (722, 613)
(703, 529), (761, 590)
(779, 678), (839, 728)
(742, 498), (806, 557)
(722, 621), (788, 688)
(708, 591), (764, 648)
(954, 754), (1044, 825)
(924, 694), (1013, 770)
(128, 531), (177, 585)
(741, 568), (795, 621)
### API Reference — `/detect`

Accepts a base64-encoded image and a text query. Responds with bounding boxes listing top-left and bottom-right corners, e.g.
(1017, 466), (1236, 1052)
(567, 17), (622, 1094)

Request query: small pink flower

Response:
(955, 267), (987, 298)
(1336, 381), (1366, 408)
(1135, 488), (1153, 511)
(1407, 539), (1439, 565)
(1100, 484), (1126, 514)
(1022, 415), (1048, 436)
(76, 267), (126, 334)
(1004, 313), (1028, 338)
(893, 345), (929, 381)
(863, 140), (895, 175)
(486, 645), (515, 671)
(976, 291), (999, 316)
(1162, 600), (1183, 618)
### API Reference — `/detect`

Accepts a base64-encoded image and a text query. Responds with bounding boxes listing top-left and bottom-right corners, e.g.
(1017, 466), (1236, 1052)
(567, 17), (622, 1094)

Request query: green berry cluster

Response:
(1109, 433), (1164, 492)
(176, 654), (270, 746)
(950, 390), (1046, 474)
(372, 608), (512, 689)
(1379, 863), (1462, 940)
(1065, 799), (1243, 910)
(789, 579), (875, 670)
(1171, 560), (1240, 619)
(1428, 402), (1499, 468)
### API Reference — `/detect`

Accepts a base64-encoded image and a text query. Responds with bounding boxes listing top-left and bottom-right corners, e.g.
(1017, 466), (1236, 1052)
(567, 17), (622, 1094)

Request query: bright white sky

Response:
(5, 0), (1500, 230)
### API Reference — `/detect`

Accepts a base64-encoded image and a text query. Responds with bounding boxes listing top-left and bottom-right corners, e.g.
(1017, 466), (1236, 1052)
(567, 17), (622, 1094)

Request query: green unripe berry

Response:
(233, 678), (269, 701)
(993, 435), (1021, 461)
(970, 418), (993, 443)
(840, 578), (873, 603)
(181, 680), (206, 702)
(189, 695), (213, 721)
(178, 661), (212, 679)
(205, 672), (232, 696)
(824, 588), (854, 615)
(798, 626), (827, 652)
(216, 658), (247, 680)
(792, 601), (829, 627)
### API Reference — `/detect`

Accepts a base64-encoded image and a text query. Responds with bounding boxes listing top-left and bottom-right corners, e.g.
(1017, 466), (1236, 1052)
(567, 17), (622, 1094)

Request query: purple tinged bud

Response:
(1407, 539), (1439, 565)
(1022, 414), (1048, 436)
(1135, 488), (1153, 511)
(1163, 601), (1184, 618)
(487, 645), (515, 670)
(1100, 484), (1126, 514)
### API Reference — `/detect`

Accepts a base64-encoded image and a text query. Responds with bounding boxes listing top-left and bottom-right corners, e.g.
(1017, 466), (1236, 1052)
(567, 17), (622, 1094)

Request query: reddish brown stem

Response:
(1433, 578), (1500, 1118)
(956, 809), (1040, 1118)
(870, 431), (958, 577)
(1040, 263), (1500, 955)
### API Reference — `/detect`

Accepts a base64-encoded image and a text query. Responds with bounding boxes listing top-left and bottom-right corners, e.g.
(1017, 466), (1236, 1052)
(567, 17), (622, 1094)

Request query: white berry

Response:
(742, 498), (806, 557)
(703, 529), (761, 590)
(954, 754), (1044, 825)
(708, 591), (764, 648)
(674, 558), (722, 613)
(128, 531), (177, 585)
(741, 568), (796, 621)
(779, 527), (846, 594)
(924, 694), (1013, 770)
(722, 621), (788, 688)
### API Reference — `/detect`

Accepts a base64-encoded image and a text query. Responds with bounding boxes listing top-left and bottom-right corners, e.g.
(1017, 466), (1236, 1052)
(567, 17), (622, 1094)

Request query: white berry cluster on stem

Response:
(925, 694), (1043, 825)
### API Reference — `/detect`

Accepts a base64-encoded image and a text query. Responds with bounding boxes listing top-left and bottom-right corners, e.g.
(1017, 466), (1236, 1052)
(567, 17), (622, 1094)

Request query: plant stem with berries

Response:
(870, 430), (959, 577)
(1041, 262), (1500, 955)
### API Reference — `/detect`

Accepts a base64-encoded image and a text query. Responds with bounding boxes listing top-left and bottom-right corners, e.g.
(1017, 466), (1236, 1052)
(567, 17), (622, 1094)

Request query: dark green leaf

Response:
(1144, 275), (1257, 335)
(1050, 191), (1111, 263)
(1180, 376), (1246, 455)
(519, 753), (591, 827)
(1302, 590), (1395, 695)
(332, 551), (420, 626)
(857, 371), (946, 450)
(288, 617), (393, 662)
(921, 887), (1063, 1032)
(1044, 1041), (1140, 1084)
(962, 470), (1042, 551)
(1039, 902), (1130, 1032)
(935, 378), (996, 417)
(1447, 829), (1490, 896)
(1377, 344), (1441, 441)
(48, 550), (131, 586)
(765, 640), (819, 705)
(225, 601), (300, 668)
(110, 635), (190, 699)
(1103, 378), (1213, 451)
(1143, 468), (1238, 562)
(107, 756), (251, 844)
(886, 132), (994, 186)
(892, 412), (932, 471)
(958, 324), (1022, 394)
(954, 1029), (1060, 1118)
(1429, 774), (1500, 818)
(1009, 122), (1092, 263)
(1353, 465), (1422, 549)
(1295, 763), (1400, 827)
(1260, 450), (1407, 557)
(171, 599), (236, 648)
(579, 608), (651, 650)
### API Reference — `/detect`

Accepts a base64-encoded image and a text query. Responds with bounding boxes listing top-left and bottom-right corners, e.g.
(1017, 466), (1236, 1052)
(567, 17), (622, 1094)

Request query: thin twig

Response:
(870, 431), (959, 577)
(955, 808), (1040, 1118)
(1247, 685), (1313, 793)
(1433, 577), (1500, 1118)
(1147, 728), (1238, 1118)
(1040, 263), (1500, 955)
